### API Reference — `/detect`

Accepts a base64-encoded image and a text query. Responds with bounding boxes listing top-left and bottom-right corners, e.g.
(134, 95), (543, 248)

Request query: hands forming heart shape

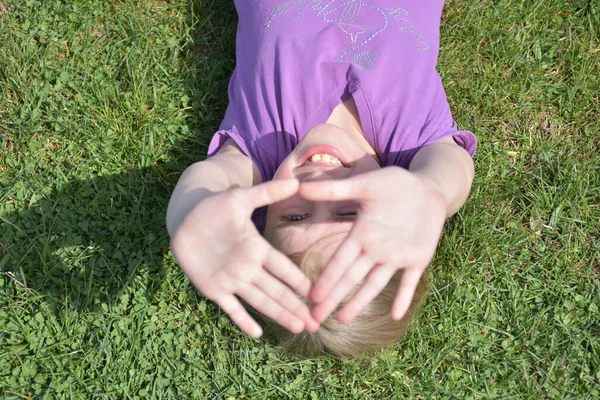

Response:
(170, 167), (447, 338)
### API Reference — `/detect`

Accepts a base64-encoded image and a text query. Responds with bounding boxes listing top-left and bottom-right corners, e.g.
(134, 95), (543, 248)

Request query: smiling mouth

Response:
(299, 145), (350, 168)
(302, 153), (344, 167)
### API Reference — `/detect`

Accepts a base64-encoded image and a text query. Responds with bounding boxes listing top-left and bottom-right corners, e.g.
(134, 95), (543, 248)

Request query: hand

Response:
(298, 167), (448, 324)
(170, 179), (318, 338)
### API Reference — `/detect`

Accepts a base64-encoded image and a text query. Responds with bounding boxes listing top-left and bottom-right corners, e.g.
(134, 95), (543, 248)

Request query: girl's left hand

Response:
(298, 167), (448, 324)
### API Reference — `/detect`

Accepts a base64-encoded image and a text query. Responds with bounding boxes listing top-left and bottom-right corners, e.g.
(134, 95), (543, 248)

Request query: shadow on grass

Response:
(2, 166), (174, 309)
(0, 1), (237, 312)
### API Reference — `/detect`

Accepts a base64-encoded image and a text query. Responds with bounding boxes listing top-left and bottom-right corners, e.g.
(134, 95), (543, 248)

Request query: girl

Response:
(167, 0), (476, 358)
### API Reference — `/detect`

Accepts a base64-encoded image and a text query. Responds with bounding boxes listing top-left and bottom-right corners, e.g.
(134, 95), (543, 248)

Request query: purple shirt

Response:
(208, 0), (477, 227)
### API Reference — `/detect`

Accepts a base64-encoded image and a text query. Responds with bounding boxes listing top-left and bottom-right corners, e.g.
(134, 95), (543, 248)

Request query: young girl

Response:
(166, 0), (476, 358)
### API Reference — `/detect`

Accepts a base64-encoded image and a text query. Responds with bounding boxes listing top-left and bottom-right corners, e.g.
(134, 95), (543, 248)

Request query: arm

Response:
(297, 136), (476, 323)
(166, 139), (318, 336)
(166, 139), (262, 237)
(408, 136), (475, 218)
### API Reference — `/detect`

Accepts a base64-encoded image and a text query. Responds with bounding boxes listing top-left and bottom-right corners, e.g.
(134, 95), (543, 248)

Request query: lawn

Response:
(1, 0), (599, 398)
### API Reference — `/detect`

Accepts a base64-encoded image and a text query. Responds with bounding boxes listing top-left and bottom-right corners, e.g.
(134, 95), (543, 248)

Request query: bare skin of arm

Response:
(166, 139), (318, 337)
(299, 136), (475, 323)
(409, 135), (475, 218)
(166, 139), (261, 237)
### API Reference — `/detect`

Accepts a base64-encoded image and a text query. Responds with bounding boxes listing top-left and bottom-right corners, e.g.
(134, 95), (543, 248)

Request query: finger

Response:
(237, 283), (306, 334)
(263, 244), (311, 299)
(244, 179), (299, 209)
(310, 235), (362, 303)
(311, 254), (375, 323)
(337, 264), (397, 324)
(298, 175), (368, 202)
(214, 293), (264, 338)
(254, 271), (320, 333)
(391, 268), (424, 321)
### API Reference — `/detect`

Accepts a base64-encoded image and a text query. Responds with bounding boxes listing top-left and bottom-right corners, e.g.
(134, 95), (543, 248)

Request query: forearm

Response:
(409, 139), (475, 217)
(166, 160), (237, 237)
(166, 139), (261, 236)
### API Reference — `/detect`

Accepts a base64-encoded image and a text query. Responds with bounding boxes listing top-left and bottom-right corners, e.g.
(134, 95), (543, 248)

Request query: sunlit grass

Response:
(1, 0), (598, 397)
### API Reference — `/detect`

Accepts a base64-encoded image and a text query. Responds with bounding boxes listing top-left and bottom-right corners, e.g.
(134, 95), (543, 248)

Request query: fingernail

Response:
(292, 321), (304, 334)
(252, 326), (263, 338)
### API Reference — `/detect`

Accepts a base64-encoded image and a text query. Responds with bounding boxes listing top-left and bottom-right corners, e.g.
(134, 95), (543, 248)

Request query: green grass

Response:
(1, 0), (599, 397)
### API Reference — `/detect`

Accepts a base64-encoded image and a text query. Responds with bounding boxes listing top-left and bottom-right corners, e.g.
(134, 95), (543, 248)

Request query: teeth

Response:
(308, 153), (342, 165)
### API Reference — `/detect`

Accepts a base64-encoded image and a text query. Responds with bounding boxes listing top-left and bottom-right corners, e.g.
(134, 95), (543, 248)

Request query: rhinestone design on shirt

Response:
(265, 0), (430, 69)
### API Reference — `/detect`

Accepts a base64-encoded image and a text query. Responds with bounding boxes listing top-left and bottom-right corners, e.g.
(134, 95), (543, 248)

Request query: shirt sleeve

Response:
(207, 126), (279, 185)
(386, 121), (477, 169)
(422, 121), (477, 157)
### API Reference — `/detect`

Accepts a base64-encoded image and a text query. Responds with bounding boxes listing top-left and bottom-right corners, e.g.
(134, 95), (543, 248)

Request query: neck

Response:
(327, 98), (380, 163)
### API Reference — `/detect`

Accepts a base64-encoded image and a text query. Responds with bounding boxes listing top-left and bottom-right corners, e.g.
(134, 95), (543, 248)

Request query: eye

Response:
(335, 202), (358, 217)
(284, 214), (309, 222)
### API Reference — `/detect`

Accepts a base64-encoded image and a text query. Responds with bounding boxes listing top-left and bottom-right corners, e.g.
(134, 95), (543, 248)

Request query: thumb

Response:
(298, 175), (369, 202)
(244, 179), (299, 208)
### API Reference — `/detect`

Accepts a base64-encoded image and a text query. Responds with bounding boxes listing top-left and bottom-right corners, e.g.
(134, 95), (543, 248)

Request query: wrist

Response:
(408, 140), (475, 217)
(166, 187), (219, 237)
(412, 171), (449, 215)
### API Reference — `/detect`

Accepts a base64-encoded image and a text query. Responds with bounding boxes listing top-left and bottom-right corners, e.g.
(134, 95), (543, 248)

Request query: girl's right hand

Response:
(170, 179), (319, 338)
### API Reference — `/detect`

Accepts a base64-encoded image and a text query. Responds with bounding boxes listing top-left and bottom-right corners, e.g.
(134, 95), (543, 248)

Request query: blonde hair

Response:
(262, 240), (428, 359)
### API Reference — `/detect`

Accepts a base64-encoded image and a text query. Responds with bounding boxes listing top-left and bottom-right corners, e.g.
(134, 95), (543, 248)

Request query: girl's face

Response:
(264, 123), (381, 255)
